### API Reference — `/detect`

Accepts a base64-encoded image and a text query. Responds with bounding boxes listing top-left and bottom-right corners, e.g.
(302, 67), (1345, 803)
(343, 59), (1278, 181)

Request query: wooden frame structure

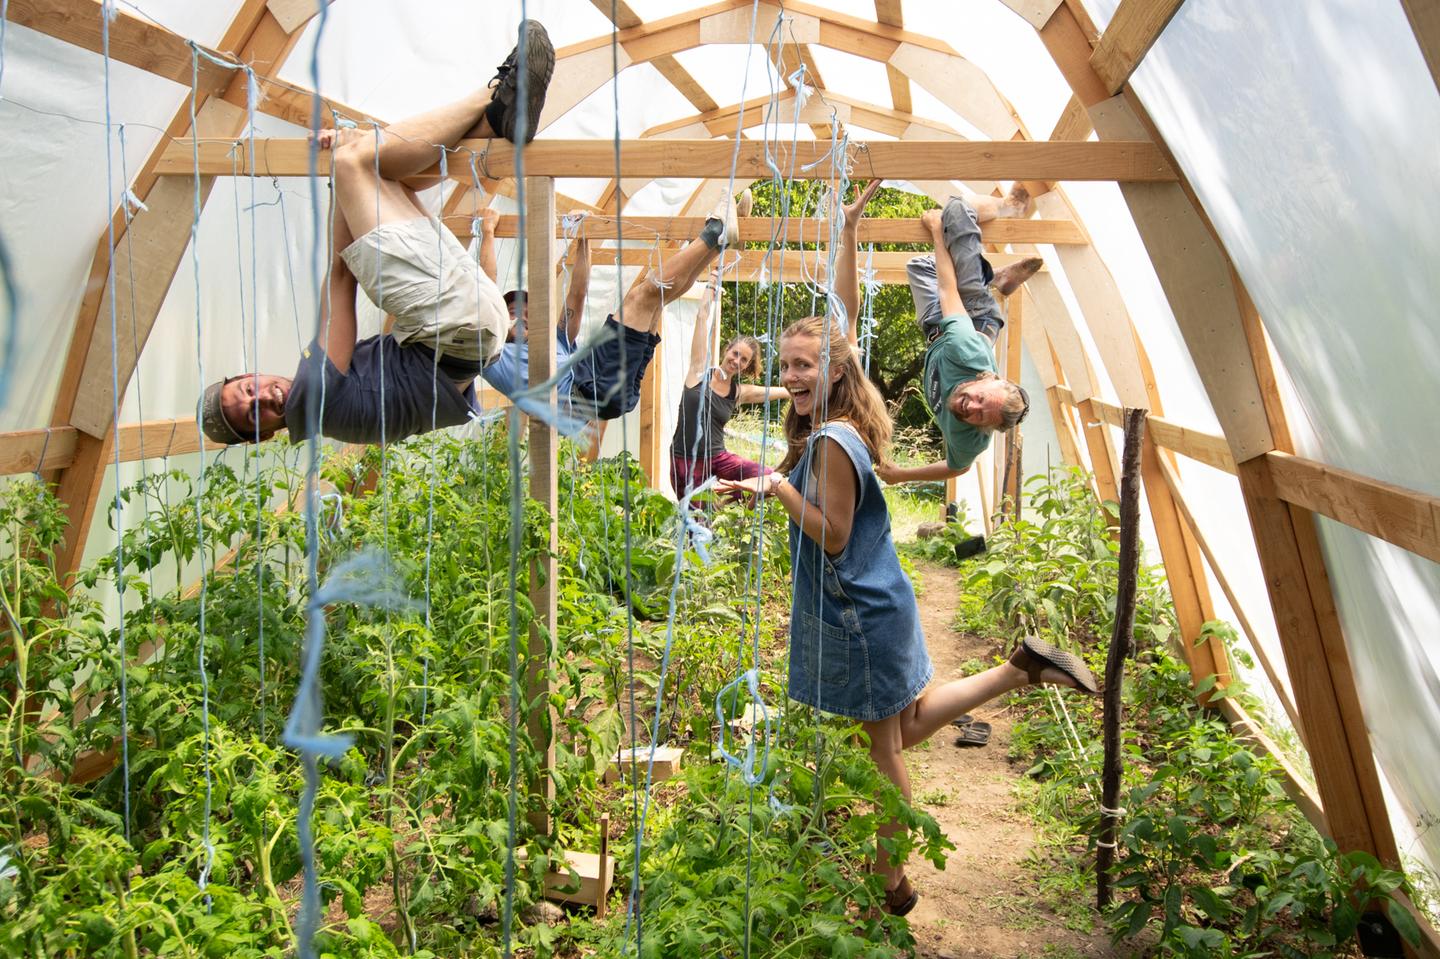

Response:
(4, 0), (1438, 947)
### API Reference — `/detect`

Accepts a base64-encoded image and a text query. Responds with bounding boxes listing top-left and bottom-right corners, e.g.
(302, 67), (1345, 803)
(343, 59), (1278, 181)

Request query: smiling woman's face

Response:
(779, 332), (837, 417)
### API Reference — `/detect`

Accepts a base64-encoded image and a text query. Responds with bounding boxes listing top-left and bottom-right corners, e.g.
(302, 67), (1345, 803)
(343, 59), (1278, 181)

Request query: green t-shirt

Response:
(923, 314), (997, 471)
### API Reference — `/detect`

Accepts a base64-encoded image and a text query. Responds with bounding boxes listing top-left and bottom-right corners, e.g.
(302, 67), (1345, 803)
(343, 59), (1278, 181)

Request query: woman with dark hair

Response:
(669, 267), (789, 497)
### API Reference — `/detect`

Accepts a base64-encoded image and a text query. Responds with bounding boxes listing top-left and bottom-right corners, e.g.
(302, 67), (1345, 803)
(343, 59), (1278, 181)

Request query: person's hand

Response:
(479, 206), (500, 235)
(841, 179), (883, 227)
(874, 461), (903, 484)
(717, 473), (781, 499)
(920, 208), (943, 236)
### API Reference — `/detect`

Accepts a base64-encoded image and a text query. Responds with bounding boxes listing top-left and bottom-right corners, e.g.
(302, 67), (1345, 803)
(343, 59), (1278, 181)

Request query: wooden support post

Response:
(1004, 292), (1025, 516)
(636, 329), (665, 489)
(525, 178), (558, 836)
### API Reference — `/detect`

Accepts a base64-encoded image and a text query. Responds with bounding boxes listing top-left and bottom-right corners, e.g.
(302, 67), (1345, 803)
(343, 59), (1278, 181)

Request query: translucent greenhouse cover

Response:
(0, 0), (1433, 880)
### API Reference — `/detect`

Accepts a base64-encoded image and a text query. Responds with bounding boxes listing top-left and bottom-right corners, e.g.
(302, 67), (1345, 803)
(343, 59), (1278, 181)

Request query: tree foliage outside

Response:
(712, 180), (942, 431)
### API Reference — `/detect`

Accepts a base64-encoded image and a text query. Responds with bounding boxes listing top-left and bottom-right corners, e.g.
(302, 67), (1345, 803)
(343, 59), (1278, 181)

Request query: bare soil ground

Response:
(904, 560), (1124, 959)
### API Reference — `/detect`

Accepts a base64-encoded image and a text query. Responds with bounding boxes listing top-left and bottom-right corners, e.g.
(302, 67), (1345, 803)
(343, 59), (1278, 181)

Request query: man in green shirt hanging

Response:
(877, 192), (1036, 484)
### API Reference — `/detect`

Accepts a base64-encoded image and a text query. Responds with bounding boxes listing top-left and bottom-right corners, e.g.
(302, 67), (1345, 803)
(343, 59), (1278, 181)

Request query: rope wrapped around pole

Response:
(1097, 407), (1146, 908)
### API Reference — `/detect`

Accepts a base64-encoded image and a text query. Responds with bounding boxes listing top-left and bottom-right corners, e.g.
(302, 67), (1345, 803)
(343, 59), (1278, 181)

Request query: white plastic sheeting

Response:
(1128, 0), (1440, 874)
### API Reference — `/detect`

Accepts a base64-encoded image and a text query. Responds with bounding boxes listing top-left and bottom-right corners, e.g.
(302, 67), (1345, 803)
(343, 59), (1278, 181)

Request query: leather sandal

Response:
(883, 875), (920, 917)
(1009, 636), (1100, 695)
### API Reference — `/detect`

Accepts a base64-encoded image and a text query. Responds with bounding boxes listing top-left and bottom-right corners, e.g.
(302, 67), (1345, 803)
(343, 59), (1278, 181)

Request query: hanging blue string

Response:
(180, 37), (219, 915)
(281, 0), (337, 953)
(502, 12), (534, 959)
(98, 0), (132, 847)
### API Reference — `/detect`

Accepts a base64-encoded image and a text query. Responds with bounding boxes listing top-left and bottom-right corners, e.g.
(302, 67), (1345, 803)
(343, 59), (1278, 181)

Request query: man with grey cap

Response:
(200, 21), (554, 448)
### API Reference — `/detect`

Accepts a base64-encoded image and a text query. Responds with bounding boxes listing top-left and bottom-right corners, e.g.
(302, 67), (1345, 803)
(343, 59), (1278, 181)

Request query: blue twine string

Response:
(282, 0), (334, 953)
(419, 148), (448, 759)
(502, 12), (533, 958)
(99, 3), (131, 846)
(182, 38), (218, 914)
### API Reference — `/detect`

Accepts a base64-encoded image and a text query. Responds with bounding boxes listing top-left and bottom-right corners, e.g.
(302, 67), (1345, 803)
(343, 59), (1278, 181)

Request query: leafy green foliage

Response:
(0, 429), (937, 957)
(963, 469), (1422, 957)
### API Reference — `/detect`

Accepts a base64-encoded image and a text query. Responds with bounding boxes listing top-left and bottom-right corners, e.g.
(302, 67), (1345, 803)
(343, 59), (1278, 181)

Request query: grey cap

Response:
(200, 378), (248, 445)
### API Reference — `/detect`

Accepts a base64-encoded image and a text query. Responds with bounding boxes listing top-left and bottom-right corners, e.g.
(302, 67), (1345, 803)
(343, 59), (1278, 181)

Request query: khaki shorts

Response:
(341, 217), (508, 364)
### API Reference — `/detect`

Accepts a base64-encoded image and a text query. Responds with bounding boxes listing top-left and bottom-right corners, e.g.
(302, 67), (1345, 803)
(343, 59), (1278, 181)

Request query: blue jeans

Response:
(907, 196), (1004, 343)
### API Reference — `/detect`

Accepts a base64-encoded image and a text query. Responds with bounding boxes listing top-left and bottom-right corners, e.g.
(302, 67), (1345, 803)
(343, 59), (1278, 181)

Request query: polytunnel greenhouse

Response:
(1, 0), (1438, 956)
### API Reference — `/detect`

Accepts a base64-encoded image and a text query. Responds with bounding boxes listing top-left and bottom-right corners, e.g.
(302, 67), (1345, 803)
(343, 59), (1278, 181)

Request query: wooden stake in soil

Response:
(1097, 408), (1146, 909)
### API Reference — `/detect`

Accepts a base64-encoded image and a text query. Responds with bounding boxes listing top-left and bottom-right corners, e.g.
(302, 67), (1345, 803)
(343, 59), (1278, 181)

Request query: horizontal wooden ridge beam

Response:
(473, 214), (1086, 245)
(157, 138), (1178, 182)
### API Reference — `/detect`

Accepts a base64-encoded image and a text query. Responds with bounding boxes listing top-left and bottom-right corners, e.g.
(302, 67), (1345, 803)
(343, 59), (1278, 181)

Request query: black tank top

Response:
(671, 374), (738, 458)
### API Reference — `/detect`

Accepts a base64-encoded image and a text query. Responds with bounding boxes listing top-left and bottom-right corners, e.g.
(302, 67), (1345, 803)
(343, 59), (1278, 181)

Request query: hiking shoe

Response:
(706, 189), (749, 248)
(486, 20), (555, 144)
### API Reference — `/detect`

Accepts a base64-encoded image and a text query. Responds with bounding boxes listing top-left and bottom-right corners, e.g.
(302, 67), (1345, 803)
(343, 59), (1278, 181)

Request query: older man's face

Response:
(947, 379), (1006, 429)
(220, 373), (291, 439)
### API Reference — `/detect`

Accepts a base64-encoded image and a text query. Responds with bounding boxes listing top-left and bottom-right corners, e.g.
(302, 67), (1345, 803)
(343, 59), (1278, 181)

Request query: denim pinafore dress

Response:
(787, 423), (932, 722)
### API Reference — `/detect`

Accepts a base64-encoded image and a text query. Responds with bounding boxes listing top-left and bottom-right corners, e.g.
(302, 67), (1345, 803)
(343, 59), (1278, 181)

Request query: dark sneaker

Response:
(486, 20), (555, 144)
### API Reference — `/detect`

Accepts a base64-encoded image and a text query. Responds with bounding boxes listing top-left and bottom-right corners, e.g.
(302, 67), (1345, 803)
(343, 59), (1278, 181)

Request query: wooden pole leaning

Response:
(525, 178), (558, 837)
(1097, 407), (1146, 908)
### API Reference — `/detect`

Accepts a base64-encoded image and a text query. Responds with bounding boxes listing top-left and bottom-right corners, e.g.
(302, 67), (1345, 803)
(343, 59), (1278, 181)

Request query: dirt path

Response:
(904, 559), (1120, 959)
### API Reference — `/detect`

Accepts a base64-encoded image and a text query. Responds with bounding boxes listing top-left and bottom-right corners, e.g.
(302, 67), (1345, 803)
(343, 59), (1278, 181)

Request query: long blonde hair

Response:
(778, 316), (893, 473)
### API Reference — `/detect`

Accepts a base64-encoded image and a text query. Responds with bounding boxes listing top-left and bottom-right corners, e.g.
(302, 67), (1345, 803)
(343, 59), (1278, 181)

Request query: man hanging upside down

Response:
(198, 21), (555, 447)
(876, 187), (1041, 484)
(466, 189), (746, 453)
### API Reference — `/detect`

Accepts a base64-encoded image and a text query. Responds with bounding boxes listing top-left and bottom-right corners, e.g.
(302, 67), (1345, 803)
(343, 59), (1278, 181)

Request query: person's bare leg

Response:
(325, 89), (497, 187)
(957, 184), (1031, 223)
(992, 256), (1044, 296)
(621, 234), (721, 334)
(862, 714), (910, 893)
(896, 658), (1084, 750)
(584, 420), (606, 460)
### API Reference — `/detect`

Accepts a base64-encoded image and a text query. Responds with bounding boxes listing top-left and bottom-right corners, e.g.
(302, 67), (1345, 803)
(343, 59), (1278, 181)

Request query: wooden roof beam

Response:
(471, 213), (1086, 245)
(160, 137), (1176, 182)
(4, 0), (236, 93)
(1089, 0), (1187, 95)
(548, 1), (1018, 142)
(1402, 0), (1440, 96)
(588, 0), (719, 114)
(874, 0), (912, 113)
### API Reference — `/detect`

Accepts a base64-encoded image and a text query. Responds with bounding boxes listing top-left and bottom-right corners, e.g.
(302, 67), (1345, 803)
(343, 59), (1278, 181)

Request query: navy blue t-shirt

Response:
(284, 336), (480, 445)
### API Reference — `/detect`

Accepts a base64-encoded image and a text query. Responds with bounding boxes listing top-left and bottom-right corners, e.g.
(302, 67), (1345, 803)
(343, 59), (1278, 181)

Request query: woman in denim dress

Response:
(722, 183), (1098, 917)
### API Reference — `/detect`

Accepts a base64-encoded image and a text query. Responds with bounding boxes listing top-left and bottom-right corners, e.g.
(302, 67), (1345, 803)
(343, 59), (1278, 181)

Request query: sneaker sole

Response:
(1023, 637), (1100, 695)
(515, 20), (555, 143)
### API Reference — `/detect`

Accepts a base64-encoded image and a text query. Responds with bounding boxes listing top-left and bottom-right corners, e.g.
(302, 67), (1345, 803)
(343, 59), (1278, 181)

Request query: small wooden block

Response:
(515, 847), (615, 910)
(543, 849), (615, 908)
(602, 745), (684, 784)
